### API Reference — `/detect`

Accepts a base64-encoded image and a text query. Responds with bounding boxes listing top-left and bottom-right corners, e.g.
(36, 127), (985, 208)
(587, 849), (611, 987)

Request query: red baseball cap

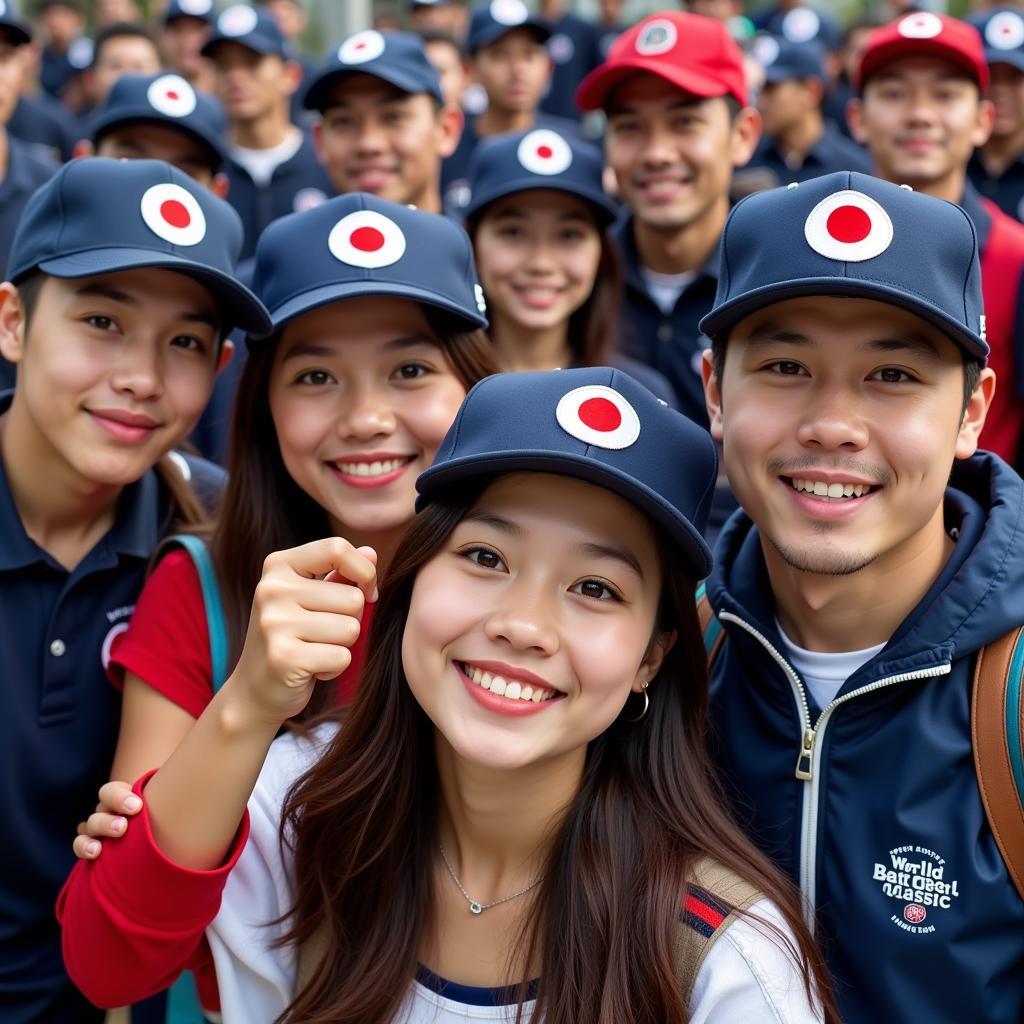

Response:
(855, 12), (989, 94)
(576, 11), (747, 112)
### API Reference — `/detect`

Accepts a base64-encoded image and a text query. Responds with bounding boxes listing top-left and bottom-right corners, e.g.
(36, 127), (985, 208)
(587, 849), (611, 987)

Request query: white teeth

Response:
(790, 478), (873, 500)
(461, 663), (556, 703)
(336, 458), (407, 477)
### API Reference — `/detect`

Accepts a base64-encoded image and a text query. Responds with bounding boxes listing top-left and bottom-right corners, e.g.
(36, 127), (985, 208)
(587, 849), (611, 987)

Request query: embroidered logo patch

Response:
(490, 0), (528, 27)
(635, 18), (677, 56)
(517, 129), (572, 176)
(217, 4), (259, 37)
(338, 30), (386, 65)
(781, 8), (820, 43)
(556, 385), (641, 449)
(146, 74), (197, 118)
(804, 190), (893, 262)
(872, 844), (961, 934)
(897, 12), (944, 39)
(986, 11), (1024, 50)
(328, 210), (406, 268)
(140, 183), (207, 246)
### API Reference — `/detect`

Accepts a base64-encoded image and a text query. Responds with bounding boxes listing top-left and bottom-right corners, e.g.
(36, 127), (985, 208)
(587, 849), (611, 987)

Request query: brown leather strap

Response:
(696, 594), (725, 666)
(973, 626), (1024, 901)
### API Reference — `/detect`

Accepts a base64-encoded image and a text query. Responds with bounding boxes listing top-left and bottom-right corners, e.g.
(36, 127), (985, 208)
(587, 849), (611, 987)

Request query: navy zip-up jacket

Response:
(706, 452), (1024, 1024)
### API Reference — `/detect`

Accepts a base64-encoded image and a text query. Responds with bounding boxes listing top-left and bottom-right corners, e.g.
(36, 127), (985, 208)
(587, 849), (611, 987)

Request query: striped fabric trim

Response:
(682, 884), (731, 938)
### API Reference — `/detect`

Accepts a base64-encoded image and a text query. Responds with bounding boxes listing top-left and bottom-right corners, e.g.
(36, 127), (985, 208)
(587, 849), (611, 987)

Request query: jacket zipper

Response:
(717, 611), (951, 931)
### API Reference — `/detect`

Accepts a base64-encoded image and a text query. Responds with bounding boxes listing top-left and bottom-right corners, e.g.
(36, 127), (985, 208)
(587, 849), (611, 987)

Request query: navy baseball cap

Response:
(163, 0), (214, 25)
(700, 171), (988, 361)
(417, 367), (718, 578)
(464, 128), (618, 226)
(9, 158), (270, 335)
(303, 30), (443, 112)
(251, 191), (488, 334)
(969, 8), (1024, 73)
(0, 0), (32, 45)
(751, 35), (826, 84)
(467, 0), (550, 55)
(201, 4), (288, 59)
(92, 73), (227, 167)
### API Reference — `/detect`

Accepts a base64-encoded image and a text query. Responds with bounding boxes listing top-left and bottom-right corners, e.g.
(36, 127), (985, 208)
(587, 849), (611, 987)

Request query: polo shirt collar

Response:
(611, 212), (721, 297)
(0, 389), (165, 571)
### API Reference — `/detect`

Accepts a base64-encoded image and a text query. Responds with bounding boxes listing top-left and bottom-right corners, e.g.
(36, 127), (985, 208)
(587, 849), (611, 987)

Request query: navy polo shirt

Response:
(9, 94), (79, 163)
(224, 131), (333, 260)
(40, 45), (76, 100)
(739, 124), (873, 190)
(0, 391), (224, 1022)
(540, 12), (603, 122)
(610, 215), (719, 429)
(968, 149), (1024, 222)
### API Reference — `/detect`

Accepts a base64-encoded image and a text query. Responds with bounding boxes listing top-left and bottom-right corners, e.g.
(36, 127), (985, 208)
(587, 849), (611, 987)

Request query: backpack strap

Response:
(972, 625), (1024, 901)
(674, 855), (763, 1005)
(695, 582), (725, 666)
(155, 534), (229, 693)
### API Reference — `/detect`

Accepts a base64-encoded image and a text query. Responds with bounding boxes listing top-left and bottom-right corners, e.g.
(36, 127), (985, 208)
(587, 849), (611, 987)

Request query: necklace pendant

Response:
(469, 900), (483, 915)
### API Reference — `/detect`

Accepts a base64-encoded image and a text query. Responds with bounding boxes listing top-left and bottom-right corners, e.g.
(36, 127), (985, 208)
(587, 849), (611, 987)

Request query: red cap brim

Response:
(576, 58), (743, 113)
(856, 39), (989, 93)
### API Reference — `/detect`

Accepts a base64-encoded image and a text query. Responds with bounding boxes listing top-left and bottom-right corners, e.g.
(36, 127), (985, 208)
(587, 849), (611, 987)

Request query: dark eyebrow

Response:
(741, 323), (813, 347)
(72, 283), (219, 330)
(860, 334), (941, 360)
(577, 541), (644, 581)
(461, 509), (525, 536)
(282, 334), (440, 362)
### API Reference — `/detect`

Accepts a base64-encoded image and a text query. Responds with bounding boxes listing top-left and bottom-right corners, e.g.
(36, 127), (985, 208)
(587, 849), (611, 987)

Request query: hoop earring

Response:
(623, 680), (650, 723)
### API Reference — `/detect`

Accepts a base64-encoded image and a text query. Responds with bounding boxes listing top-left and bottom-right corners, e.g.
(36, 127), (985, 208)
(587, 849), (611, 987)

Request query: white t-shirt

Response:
(206, 728), (824, 1024)
(776, 621), (885, 710)
(639, 267), (696, 315)
(228, 127), (303, 187)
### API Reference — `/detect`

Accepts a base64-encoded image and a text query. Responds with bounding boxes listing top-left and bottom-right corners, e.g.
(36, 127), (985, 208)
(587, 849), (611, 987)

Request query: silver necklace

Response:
(438, 844), (543, 915)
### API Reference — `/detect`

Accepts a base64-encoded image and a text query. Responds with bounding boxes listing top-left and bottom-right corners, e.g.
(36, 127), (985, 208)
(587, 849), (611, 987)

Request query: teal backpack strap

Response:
(972, 626), (1024, 901)
(156, 534), (229, 693)
(695, 582), (725, 665)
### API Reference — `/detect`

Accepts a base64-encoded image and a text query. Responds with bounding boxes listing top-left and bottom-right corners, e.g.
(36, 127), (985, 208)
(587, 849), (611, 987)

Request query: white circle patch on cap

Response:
(782, 8), (820, 43)
(338, 29), (386, 65)
(218, 4), (259, 37)
(751, 34), (780, 68)
(517, 129), (572, 176)
(178, 0), (213, 14)
(556, 385), (641, 450)
(547, 32), (574, 64)
(490, 0), (528, 26)
(986, 11), (1024, 51)
(146, 74), (197, 118)
(68, 36), (93, 70)
(804, 189), (893, 263)
(140, 183), (207, 246)
(898, 12), (943, 39)
(635, 18), (677, 56)
(328, 210), (406, 269)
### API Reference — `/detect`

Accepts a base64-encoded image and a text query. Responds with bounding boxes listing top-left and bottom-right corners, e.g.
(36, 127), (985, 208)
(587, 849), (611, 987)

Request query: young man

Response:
(741, 36), (871, 190)
(82, 71), (228, 195)
(967, 6), (1024, 219)
(0, 157), (267, 1024)
(699, 169), (1024, 1024)
(443, 1), (578, 212)
(159, 0), (216, 96)
(83, 21), (162, 112)
(575, 11), (760, 430)
(303, 30), (461, 215)
(200, 3), (332, 258)
(36, 0), (86, 99)
(848, 11), (1024, 468)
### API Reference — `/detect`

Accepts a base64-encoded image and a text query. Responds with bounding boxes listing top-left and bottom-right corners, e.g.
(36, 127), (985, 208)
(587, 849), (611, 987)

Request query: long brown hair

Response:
(208, 309), (496, 717)
(280, 481), (840, 1024)
(467, 206), (623, 368)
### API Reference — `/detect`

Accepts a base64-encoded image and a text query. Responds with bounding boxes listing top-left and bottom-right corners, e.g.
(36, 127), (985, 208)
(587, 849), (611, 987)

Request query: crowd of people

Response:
(2, 1), (1024, 1023)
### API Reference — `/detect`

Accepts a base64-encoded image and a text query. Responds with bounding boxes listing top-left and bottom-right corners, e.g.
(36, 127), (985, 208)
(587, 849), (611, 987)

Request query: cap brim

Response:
(263, 278), (487, 337)
(700, 277), (989, 360)
(303, 66), (441, 111)
(464, 177), (619, 226)
(469, 21), (551, 54)
(577, 59), (732, 112)
(857, 41), (987, 93)
(763, 65), (821, 83)
(984, 49), (1024, 72)
(417, 451), (713, 578)
(37, 248), (271, 335)
(201, 35), (280, 58)
(93, 113), (225, 166)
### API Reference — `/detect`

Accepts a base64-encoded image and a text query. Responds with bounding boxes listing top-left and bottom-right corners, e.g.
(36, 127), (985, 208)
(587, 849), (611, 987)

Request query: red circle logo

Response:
(140, 183), (206, 246)
(903, 904), (927, 924)
(578, 397), (622, 432)
(826, 205), (871, 244)
(328, 210), (407, 268)
(804, 190), (893, 263)
(160, 199), (191, 230)
(555, 385), (641, 450)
